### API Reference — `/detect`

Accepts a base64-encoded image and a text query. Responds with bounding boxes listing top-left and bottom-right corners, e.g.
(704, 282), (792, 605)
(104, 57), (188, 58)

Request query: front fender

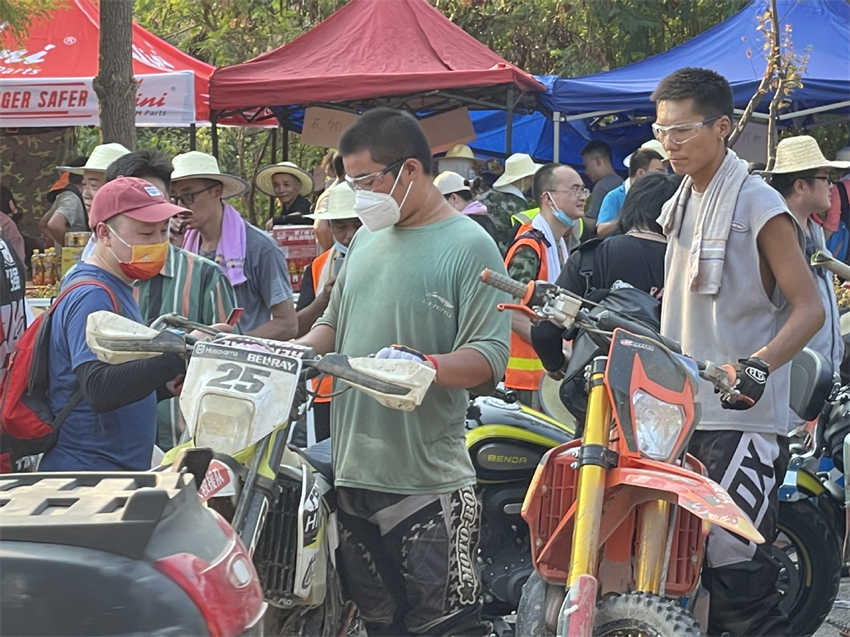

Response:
(606, 456), (764, 544)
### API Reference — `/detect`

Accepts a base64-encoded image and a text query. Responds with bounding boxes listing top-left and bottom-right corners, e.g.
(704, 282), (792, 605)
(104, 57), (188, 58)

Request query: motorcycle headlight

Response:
(632, 389), (684, 461)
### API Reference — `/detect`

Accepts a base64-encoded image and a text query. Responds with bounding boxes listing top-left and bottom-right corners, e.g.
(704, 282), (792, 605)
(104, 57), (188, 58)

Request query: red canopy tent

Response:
(210, 0), (544, 151)
(0, 0), (215, 127)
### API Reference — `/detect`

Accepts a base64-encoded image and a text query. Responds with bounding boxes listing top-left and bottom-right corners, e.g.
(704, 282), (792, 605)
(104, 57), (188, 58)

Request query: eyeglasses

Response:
(344, 158), (407, 191)
(550, 185), (590, 198)
(171, 182), (218, 205)
(652, 115), (723, 145)
(810, 175), (833, 185)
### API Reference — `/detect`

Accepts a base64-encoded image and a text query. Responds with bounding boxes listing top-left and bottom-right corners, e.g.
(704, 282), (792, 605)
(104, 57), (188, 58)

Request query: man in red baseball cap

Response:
(40, 177), (194, 471)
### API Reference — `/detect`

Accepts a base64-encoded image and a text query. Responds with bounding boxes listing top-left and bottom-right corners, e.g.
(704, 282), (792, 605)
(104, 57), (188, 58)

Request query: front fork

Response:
(558, 358), (611, 637)
(557, 359), (673, 637)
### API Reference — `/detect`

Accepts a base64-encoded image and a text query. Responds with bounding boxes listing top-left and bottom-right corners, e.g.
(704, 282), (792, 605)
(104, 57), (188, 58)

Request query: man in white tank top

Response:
(653, 68), (824, 637)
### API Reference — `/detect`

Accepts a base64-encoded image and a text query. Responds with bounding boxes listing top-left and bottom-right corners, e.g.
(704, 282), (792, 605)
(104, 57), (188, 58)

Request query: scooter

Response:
(83, 310), (434, 637)
(480, 269), (769, 637)
(466, 389), (576, 619)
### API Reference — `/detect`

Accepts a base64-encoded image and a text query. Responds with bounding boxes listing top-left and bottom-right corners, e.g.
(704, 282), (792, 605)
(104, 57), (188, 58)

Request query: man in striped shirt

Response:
(104, 150), (237, 448)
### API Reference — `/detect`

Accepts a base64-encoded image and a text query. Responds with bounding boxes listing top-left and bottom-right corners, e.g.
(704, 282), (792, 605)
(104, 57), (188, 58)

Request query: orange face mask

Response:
(108, 225), (168, 280)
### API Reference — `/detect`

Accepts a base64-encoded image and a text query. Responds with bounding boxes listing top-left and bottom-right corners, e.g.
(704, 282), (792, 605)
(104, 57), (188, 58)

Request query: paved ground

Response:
(815, 578), (850, 636)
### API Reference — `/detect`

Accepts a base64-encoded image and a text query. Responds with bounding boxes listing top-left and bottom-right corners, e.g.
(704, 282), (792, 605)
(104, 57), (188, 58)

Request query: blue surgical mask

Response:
(333, 240), (348, 255)
(548, 192), (576, 227)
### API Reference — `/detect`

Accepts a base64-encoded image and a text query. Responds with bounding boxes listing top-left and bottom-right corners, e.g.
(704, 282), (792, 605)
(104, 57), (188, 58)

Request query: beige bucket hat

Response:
(171, 151), (248, 199)
(623, 139), (668, 168)
(255, 161), (313, 198)
(60, 143), (131, 174)
(758, 136), (850, 175)
(493, 153), (542, 188)
(433, 171), (469, 196)
(307, 183), (357, 221)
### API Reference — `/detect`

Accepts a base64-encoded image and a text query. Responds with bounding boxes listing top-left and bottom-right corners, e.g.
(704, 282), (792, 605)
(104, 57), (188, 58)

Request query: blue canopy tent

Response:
(470, 0), (850, 166)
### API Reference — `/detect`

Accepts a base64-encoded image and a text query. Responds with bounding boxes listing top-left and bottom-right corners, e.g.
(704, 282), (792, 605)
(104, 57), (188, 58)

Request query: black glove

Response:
(719, 357), (770, 410)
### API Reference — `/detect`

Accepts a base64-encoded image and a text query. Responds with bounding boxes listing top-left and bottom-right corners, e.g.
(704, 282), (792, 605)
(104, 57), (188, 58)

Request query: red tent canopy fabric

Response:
(0, 0), (214, 126)
(211, 0), (544, 114)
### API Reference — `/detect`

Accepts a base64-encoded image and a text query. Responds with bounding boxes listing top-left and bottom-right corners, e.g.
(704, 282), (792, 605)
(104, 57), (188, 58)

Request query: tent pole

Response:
(269, 127), (278, 220)
(281, 126), (289, 161)
(553, 111), (561, 163)
(211, 111), (219, 159)
(505, 87), (515, 157)
(189, 123), (197, 151)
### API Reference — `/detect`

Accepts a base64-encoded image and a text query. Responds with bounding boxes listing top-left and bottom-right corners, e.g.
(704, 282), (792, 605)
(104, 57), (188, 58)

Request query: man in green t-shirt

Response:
(296, 108), (510, 635)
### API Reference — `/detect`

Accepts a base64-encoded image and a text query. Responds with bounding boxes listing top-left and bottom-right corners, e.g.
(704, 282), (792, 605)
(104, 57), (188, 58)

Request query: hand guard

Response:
(719, 357), (770, 410)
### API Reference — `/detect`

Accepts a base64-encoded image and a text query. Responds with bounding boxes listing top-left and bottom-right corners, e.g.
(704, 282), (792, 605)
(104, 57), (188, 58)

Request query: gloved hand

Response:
(375, 345), (436, 368)
(719, 357), (770, 410)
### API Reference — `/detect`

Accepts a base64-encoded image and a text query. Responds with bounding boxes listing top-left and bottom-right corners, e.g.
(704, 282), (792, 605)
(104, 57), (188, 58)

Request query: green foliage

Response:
(0, 0), (63, 44)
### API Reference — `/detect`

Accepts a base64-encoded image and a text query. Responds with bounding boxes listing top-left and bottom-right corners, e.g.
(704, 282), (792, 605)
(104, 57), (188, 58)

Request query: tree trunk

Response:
(93, 0), (136, 149)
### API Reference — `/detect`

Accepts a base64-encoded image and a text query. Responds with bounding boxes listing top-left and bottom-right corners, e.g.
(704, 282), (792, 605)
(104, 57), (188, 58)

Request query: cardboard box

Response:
(271, 225), (319, 292)
(61, 246), (84, 276)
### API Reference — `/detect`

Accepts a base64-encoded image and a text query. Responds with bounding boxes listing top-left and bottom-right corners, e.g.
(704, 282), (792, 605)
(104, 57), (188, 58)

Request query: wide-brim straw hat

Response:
(493, 153), (542, 188)
(255, 161), (313, 198)
(60, 143), (130, 174)
(623, 139), (668, 168)
(307, 182), (357, 221)
(171, 151), (248, 199)
(757, 136), (850, 175)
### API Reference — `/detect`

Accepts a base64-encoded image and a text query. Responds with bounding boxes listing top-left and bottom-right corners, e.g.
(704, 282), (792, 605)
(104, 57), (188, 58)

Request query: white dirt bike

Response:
(85, 311), (435, 636)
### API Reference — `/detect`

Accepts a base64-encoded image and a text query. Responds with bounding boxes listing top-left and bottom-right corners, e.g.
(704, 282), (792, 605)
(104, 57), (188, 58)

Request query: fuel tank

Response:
(466, 396), (575, 483)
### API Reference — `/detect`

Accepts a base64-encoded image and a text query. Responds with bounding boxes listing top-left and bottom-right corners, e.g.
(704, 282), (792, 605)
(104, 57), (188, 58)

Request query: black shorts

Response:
(336, 485), (481, 635)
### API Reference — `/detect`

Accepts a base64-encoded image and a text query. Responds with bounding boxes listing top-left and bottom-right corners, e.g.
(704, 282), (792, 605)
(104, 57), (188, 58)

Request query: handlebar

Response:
(479, 270), (739, 398)
(480, 268), (531, 300)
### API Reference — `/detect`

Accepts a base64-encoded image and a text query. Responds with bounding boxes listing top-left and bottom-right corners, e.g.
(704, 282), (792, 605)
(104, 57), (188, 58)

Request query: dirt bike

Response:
(84, 310), (434, 637)
(480, 269), (780, 637)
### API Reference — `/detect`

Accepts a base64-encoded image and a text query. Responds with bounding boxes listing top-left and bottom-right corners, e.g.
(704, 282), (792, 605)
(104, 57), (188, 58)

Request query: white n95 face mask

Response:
(353, 167), (413, 232)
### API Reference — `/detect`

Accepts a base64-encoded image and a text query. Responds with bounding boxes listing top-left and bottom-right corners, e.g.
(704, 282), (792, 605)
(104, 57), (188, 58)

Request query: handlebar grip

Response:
(480, 268), (529, 299)
(596, 311), (682, 354)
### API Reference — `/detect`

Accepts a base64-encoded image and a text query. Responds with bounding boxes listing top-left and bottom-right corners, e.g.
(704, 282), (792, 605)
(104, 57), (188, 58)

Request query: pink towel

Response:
(183, 204), (247, 286)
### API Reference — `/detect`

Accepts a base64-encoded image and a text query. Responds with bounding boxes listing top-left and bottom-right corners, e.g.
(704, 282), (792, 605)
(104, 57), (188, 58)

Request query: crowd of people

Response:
(0, 65), (849, 636)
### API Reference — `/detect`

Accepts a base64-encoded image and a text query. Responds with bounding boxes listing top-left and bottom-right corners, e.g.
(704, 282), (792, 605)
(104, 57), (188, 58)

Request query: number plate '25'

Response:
(179, 341), (303, 455)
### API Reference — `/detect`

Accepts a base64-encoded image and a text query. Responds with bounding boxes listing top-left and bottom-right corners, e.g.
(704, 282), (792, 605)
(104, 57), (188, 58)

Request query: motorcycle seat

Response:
(790, 347), (834, 421)
(296, 438), (334, 483)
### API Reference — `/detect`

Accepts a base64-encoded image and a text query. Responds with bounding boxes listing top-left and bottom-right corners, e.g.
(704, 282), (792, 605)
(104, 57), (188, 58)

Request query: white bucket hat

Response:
(493, 153), (542, 188)
(60, 143), (131, 174)
(307, 183), (358, 221)
(171, 151), (248, 199)
(255, 161), (313, 198)
(758, 136), (850, 175)
(433, 171), (469, 196)
(623, 139), (668, 168)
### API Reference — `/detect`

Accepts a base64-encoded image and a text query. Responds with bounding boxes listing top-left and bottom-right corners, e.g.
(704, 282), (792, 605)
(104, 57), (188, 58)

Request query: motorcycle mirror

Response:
(86, 311), (187, 364)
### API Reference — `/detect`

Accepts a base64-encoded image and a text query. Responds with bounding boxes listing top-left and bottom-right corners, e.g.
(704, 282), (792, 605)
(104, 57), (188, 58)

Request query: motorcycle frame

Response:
(523, 333), (764, 637)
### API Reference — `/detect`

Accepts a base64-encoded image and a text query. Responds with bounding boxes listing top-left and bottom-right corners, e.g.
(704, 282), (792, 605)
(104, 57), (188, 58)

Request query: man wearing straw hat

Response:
(290, 182), (361, 445)
(762, 135), (850, 381)
(171, 151), (297, 339)
(46, 144), (130, 245)
(653, 67), (824, 636)
(478, 152), (541, 255)
(257, 161), (314, 230)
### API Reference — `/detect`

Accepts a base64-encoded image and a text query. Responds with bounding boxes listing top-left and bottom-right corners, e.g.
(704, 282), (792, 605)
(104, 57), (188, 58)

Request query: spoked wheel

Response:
(771, 500), (841, 636)
(594, 593), (702, 637)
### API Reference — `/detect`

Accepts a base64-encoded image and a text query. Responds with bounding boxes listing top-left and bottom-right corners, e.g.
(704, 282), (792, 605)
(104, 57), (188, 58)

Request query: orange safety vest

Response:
(503, 228), (548, 391)
(310, 249), (334, 404)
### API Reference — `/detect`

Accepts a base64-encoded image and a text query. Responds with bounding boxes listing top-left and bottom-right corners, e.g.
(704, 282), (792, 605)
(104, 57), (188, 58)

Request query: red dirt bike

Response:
(480, 270), (765, 637)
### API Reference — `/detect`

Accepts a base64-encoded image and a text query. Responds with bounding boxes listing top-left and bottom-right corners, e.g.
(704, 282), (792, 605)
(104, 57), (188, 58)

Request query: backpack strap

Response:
(577, 238), (602, 297)
(44, 279), (121, 429)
